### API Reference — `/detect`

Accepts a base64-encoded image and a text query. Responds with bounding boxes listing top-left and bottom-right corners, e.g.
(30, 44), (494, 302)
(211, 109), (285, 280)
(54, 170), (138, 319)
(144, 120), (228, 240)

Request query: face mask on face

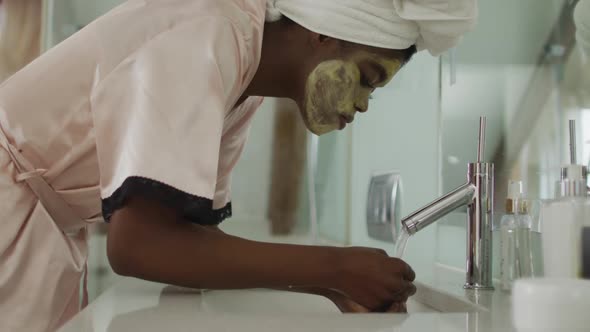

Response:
(303, 60), (359, 135)
(302, 55), (401, 136)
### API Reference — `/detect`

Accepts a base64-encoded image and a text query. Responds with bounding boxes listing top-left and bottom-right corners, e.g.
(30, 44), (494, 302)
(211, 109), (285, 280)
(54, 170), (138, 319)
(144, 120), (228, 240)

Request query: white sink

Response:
(199, 289), (436, 314)
(58, 277), (496, 332)
(197, 282), (484, 314)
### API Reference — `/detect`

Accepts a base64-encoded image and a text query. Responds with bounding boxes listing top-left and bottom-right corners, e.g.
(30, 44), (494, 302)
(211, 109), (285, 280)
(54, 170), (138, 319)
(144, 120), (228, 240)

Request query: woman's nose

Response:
(355, 105), (368, 113)
(355, 98), (369, 113)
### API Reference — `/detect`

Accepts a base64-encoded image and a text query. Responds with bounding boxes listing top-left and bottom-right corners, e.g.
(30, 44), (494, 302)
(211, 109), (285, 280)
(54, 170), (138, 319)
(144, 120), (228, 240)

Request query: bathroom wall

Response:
(314, 129), (351, 243)
(231, 100), (276, 221)
(68, 0), (124, 25)
(42, 0), (124, 48)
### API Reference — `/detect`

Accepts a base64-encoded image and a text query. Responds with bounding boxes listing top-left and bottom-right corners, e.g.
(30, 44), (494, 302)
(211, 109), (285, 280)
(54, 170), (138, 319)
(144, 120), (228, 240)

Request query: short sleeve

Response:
(90, 18), (249, 225)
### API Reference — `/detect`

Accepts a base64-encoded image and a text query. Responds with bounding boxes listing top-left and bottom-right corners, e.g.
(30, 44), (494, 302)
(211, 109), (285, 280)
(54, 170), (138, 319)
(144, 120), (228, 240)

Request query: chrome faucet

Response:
(402, 117), (495, 290)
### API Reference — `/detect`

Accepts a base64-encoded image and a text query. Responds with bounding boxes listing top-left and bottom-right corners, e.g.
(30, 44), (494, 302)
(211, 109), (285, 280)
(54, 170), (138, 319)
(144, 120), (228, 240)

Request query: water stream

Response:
(394, 229), (411, 259)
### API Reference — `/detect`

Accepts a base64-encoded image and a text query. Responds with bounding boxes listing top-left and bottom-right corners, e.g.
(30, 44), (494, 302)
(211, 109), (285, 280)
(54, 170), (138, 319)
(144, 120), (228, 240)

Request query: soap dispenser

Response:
(541, 120), (590, 278)
(500, 181), (534, 291)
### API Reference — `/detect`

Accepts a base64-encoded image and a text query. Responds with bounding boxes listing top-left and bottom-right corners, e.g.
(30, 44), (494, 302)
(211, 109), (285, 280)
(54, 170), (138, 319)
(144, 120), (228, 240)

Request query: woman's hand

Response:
(324, 289), (409, 313)
(280, 286), (409, 313)
(327, 247), (416, 311)
(323, 290), (370, 313)
(385, 302), (408, 313)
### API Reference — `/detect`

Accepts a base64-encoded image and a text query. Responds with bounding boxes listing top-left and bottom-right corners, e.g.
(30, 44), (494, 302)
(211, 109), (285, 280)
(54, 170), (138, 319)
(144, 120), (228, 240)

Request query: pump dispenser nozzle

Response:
(557, 120), (588, 198)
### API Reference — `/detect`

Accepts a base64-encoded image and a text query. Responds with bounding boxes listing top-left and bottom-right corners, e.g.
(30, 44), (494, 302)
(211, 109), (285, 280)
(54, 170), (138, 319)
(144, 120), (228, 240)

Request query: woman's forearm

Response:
(107, 198), (339, 290)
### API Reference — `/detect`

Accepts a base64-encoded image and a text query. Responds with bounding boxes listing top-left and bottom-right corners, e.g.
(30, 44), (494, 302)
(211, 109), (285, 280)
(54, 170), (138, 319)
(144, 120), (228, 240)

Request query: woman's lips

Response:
(338, 114), (354, 130)
(338, 115), (347, 130)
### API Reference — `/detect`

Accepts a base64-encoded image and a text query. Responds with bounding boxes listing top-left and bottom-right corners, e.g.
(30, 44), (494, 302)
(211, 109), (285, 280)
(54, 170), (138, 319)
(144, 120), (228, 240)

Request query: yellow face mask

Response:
(302, 53), (401, 135)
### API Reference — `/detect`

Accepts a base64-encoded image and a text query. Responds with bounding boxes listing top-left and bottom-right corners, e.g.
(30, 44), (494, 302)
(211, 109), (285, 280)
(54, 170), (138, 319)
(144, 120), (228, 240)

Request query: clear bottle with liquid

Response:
(500, 181), (534, 291)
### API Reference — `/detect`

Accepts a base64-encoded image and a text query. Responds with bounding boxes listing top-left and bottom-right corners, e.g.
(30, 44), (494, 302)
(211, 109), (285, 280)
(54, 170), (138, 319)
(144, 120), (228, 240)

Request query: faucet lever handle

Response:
(570, 120), (577, 165)
(477, 116), (487, 163)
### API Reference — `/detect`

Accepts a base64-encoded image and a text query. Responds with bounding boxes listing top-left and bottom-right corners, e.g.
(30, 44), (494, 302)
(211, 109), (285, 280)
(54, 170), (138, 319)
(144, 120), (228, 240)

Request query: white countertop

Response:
(59, 222), (518, 332)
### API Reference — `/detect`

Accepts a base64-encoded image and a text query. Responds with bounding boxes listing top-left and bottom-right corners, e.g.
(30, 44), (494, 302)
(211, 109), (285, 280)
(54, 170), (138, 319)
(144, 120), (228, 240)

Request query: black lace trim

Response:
(102, 176), (232, 226)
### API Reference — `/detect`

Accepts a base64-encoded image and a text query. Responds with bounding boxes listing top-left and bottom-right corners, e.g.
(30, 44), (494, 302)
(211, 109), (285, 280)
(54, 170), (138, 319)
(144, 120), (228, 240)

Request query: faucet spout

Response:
(402, 183), (476, 235)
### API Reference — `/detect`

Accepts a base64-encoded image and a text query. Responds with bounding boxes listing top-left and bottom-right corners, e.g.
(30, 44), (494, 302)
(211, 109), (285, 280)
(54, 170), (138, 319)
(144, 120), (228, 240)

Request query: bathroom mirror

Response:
(437, 0), (589, 272)
(441, 0), (589, 224)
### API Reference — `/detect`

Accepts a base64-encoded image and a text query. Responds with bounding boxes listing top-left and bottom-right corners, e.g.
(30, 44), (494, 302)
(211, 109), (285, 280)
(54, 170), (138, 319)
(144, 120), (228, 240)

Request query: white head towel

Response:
(266, 0), (477, 56)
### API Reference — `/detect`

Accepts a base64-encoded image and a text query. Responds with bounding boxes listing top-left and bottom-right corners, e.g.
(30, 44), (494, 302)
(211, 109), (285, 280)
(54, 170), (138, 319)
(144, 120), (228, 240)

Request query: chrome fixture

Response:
(401, 117), (495, 290)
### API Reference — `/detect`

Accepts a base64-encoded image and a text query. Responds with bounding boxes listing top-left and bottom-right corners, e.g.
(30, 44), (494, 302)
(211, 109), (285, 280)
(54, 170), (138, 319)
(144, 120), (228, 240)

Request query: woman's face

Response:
(300, 51), (402, 135)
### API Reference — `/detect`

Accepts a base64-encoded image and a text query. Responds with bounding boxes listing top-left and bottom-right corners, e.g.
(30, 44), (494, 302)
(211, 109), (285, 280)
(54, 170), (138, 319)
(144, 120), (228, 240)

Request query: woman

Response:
(0, 0), (476, 331)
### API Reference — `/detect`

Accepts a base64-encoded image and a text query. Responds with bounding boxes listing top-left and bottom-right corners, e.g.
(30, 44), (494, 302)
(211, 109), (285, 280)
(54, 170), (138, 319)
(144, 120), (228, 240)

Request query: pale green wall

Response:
(315, 130), (351, 243)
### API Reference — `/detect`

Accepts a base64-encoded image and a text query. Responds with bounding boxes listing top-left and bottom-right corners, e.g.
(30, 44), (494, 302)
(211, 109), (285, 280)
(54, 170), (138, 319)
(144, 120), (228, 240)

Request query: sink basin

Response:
(197, 282), (484, 314)
(58, 277), (493, 332)
(199, 289), (439, 314)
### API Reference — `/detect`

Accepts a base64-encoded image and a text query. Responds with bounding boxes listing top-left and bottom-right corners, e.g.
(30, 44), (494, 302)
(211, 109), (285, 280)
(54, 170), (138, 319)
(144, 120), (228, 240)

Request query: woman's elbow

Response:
(106, 219), (136, 277)
(105, 198), (179, 278)
(106, 205), (151, 277)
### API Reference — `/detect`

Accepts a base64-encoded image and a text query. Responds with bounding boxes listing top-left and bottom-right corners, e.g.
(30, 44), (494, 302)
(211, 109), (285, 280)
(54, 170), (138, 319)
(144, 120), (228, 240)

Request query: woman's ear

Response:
(318, 34), (331, 43)
(307, 31), (341, 55)
(307, 30), (332, 45)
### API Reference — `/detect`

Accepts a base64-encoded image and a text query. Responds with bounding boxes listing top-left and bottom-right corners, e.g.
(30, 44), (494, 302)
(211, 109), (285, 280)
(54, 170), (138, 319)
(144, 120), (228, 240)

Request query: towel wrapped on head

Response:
(266, 0), (477, 56)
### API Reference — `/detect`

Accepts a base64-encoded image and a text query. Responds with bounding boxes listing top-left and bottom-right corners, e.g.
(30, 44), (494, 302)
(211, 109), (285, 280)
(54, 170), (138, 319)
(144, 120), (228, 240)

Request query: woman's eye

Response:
(360, 74), (376, 89)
